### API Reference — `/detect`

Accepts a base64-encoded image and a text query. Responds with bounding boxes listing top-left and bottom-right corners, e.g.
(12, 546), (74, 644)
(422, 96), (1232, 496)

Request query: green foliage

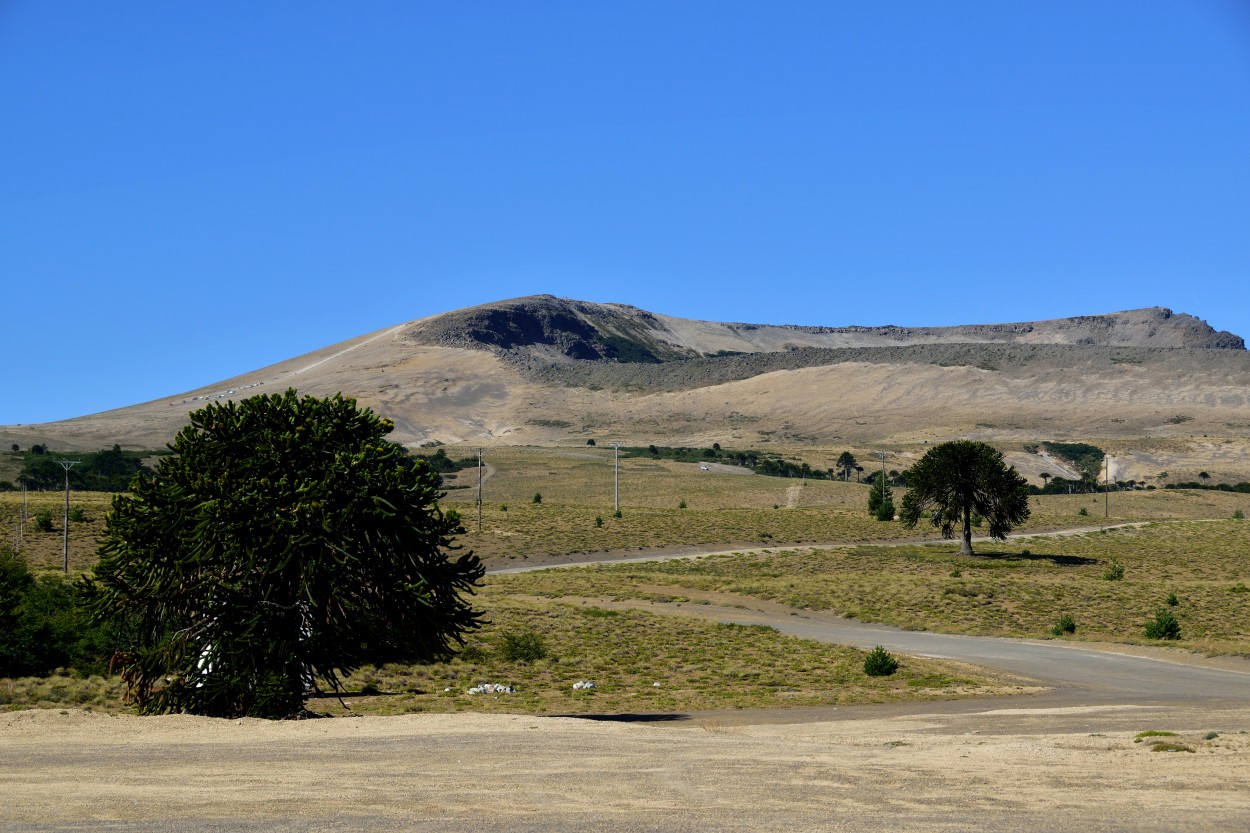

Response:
(863, 645), (899, 677)
(499, 630), (547, 662)
(874, 498), (895, 522)
(1234, 510), (1245, 520)
(678, 499), (687, 509)
(0, 548), (112, 677)
(899, 441), (1030, 555)
(416, 447), (479, 474)
(1051, 613), (1077, 636)
(1144, 609), (1181, 640)
(837, 451), (857, 481)
(532, 492), (543, 504)
(1041, 441), (1106, 480)
(33, 509), (53, 532)
(1078, 506), (1088, 516)
(594, 515), (603, 528)
(80, 390), (484, 718)
(1103, 559), (1125, 581)
(69, 506), (88, 523)
(17, 444), (152, 492)
(1165, 592), (1179, 607)
(867, 477), (893, 517)
(613, 509), (622, 519)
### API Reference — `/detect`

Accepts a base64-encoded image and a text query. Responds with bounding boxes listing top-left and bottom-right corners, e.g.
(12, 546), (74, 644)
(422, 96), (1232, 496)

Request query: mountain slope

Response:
(3, 298), (1247, 468)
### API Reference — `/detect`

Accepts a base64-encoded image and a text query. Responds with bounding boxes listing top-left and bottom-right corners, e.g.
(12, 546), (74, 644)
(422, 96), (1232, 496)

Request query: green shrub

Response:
(1051, 614), (1077, 636)
(863, 645), (899, 677)
(1078, 506), (1088, 517)
(500, 630), (547, 662)
(594, 515), (603, 528)
(874, 498), (895, 522)
(532, 492), (542, 504)
(1165, 592), (1179, 607)
(949, 568), (962, 578)
(1144, 609), (1181, 640)
(678, 499), (687, 509)
(1103, 559), (1125, 581)
(34, 510), (53, 533)
(613, 509), (622, 519)
(458, 644), (490, 663)
(1234, 510), (1245, 520)
(69, 506), (88, 523)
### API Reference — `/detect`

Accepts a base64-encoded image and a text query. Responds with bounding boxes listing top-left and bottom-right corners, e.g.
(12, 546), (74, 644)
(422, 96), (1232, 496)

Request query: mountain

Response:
(4, 297), (1249, 484)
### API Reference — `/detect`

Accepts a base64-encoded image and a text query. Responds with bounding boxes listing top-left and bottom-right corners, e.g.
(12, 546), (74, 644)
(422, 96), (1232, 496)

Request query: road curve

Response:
(491, 543), (1250, 708)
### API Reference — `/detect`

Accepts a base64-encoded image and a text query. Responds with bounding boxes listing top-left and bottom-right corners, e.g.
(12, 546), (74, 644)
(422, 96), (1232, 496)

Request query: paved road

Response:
(493, 543), (1250, 709)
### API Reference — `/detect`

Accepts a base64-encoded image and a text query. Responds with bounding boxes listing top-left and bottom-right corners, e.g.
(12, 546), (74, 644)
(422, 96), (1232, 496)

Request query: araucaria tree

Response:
(81, 390), (484, 718)
(836, 451), (857, 482)
(899, 440), (1030, 555)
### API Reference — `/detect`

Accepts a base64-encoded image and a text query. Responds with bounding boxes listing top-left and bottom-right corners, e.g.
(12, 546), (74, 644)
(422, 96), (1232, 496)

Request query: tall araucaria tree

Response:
(81, 389), (484, 718)
(899, 440), (1030, 555)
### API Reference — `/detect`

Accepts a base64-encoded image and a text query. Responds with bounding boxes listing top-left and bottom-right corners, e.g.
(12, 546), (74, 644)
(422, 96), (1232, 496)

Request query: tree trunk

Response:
(960, 503), (974, 555)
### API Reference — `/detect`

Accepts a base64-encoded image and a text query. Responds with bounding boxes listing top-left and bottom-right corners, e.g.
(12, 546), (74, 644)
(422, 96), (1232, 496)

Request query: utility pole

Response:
(611, 443), (621, 514)
(59, 460), (80, 573)
(476, 448), (483, 533)
(1105, 455), (1110, 519)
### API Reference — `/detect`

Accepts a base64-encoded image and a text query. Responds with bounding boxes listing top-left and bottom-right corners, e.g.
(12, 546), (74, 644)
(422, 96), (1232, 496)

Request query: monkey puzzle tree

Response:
(81, 390), (484, 718)
(899, 440), (1030, 555)
(836, 451), (857, 482)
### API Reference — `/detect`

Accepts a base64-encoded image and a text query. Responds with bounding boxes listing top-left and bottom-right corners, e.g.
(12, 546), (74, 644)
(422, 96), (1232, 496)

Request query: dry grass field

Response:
(3, 445), (1247, 716)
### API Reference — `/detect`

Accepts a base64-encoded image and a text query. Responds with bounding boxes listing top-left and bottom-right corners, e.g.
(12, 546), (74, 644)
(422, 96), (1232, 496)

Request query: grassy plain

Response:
(439, 445), (1249, 561)
(492, 520), (1250, 655)
(4, 445), (1247, 715)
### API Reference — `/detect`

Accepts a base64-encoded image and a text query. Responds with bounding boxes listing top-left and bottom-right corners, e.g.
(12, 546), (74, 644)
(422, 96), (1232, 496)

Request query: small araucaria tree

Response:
(81, 390), (484, 718)
(899, 440), (1030, 555)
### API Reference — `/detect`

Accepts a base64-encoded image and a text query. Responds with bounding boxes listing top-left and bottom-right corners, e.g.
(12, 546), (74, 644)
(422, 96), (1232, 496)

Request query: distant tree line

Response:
(3, 445), (156, 492)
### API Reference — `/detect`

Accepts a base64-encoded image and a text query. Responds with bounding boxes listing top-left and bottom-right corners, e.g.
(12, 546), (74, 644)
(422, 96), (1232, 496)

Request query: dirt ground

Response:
(3, 699), (1248, 833)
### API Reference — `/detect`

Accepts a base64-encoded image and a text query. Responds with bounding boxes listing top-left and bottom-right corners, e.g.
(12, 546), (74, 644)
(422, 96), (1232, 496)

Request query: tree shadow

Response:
(547, 713), (691, 723)
(969, 550), (1098, 567)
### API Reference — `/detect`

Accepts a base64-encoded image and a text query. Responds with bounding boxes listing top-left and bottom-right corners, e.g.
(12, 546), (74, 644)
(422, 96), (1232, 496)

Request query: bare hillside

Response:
(3, 297), (1248, 481)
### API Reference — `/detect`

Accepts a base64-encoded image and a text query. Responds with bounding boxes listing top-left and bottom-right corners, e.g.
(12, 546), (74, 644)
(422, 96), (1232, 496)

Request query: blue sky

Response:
(3, 1), (1248, 425)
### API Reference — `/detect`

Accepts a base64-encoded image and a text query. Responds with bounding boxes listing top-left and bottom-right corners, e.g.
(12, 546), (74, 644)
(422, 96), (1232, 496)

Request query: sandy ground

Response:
(2, 702), (1248, 832)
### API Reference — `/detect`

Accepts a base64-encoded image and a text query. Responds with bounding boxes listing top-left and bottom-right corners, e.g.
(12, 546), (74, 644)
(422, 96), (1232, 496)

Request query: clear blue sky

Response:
(3, 1), (1248, 425)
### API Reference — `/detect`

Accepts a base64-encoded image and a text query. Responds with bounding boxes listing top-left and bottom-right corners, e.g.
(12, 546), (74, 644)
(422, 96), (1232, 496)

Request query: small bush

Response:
(1103, 559), (1125, 581)
(594, 515), (603, 528)
(1144, 609), (1181, 640)
(863, 646), (899, 677)
(1078, 506), (1088, 517)
(1204, 731), (1220, 740)
(1234, 510), (1245, 520)
(34, 510), (53, 532)
(613, 509), (622, 519)
(532, 492), (542, 504)
(458, 644), (490, 663)
(500, 630), (547, 662)
(68, 506), (88, 523)
(1165, 592), (1179, 607)
(874, 498), (895, 522)
(949, 568), (962, 578)
(499, 504), (507, 512)
(678, 499), (687, 509)
(1149, 742), (1194, 753)
(1051, 614), (1077, 636)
